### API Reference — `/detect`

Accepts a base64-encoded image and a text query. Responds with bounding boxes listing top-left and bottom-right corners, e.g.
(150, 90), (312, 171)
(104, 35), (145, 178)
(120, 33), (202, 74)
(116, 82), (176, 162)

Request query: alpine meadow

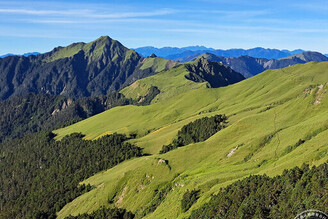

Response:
(0, 1), (328, 219)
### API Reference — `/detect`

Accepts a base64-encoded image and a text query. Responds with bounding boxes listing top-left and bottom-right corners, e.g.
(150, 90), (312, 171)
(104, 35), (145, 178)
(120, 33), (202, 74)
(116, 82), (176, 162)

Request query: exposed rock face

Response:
(51, 99), (73, 116)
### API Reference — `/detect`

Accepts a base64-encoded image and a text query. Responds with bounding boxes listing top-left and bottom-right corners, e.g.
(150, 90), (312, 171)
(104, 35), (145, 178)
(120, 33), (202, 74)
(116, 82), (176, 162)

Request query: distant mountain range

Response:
(1, 37), (326, 100)
(0, 52), (40, 58)
(196, 52), (328, 78)
(134, 46), (307, 60)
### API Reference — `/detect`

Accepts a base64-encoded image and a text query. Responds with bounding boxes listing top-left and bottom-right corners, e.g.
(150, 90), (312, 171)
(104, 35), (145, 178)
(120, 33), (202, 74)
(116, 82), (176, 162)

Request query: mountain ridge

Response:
(195, 51), (328, 78)
(134, 46), (307, 60)
(0, 36), (176, 100)
(0, 52), (40, 58)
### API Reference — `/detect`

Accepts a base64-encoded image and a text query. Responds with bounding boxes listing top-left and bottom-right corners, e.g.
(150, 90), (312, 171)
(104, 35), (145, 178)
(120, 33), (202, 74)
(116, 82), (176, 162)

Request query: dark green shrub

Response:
(65, 206), (134, 219)
(181, 190), (200, 212)
(190, 162), (328, 218)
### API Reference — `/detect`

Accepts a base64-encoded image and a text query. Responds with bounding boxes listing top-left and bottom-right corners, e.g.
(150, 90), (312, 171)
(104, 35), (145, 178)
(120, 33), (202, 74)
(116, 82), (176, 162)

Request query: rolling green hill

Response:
(54, 61), (328, 218)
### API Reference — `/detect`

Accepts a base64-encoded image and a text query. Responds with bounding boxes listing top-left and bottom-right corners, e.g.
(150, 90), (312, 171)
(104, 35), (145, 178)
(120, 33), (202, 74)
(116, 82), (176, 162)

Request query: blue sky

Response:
(0, 0), (328, 55)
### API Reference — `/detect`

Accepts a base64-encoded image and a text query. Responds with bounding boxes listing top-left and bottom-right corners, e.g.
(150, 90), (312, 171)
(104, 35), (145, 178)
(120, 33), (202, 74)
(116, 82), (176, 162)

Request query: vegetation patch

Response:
(282, 124), (328, 156)
(160, 114), (227, 154)
(304, 124), (328, 141)
(190, 162), (328, 218)
(65, 206), (135, 219)
(282, 139), (305, 155)
(0, 132), (143, 218)
(243, 131), (280, 162)
(181, 189), (200, 212)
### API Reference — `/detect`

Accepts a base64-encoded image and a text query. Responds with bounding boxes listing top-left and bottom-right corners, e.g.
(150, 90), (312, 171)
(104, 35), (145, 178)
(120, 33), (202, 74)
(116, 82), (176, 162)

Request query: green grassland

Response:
(139, 56), (176, 73)
(55, 61), (328, 218)
(121, 64), (206, 103)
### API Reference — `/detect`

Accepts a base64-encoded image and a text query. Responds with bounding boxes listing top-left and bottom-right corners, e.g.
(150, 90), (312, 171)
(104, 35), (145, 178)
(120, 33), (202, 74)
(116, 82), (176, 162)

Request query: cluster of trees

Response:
(65, 207), (135, 219)
(160, 115), (227, 153)
(190, 162), (328, 218)
(181, 190), (200, 212)
(0, 132), (143, 218)
(0, 87), (160, 142)
(0, 93), (127, 142)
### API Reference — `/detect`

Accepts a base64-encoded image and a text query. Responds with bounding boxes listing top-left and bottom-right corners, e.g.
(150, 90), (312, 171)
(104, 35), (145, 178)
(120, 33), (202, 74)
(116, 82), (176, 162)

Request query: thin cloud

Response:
(206, 9), (269, 17)
(0, 32), (75, 39)
(86, 9), (177, 19)
(163, 26), (328, 34)
(292, 2), (328, 12)
(0, 8), (177, 18)
(19, 17), (182, 25)
(0, 8), (91, 16)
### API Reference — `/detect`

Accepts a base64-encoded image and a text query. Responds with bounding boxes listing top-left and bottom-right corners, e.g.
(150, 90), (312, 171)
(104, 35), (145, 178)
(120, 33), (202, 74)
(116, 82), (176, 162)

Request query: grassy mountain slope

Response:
(139, 56), (176, 72)
(121, 58), (244, 103)
(121, 64), (206, 103)
(55, 61), (328, 218)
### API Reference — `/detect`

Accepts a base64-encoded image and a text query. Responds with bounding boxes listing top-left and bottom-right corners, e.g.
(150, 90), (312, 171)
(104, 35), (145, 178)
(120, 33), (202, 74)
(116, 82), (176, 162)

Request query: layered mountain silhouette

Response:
(0, 36), (176, 100)
(0, 52), (40, 58)
(194, 52), (328, 78)
(134, 46), (307, 60)
(1, 35), (324, 100)
(185, 57), (245, 88)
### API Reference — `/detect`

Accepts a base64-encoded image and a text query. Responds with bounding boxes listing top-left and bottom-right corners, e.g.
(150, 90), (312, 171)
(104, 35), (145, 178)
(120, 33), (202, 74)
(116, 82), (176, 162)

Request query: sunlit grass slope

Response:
(121, 64), (206, 102)
(139, 56), (176, 73)
(56, 61), (328, 218)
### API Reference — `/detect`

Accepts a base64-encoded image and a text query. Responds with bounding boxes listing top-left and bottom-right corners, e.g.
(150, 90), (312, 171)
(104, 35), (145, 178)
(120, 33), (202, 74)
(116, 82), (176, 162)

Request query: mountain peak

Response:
(192, 56), (219, 67)
(92, 36), (112, 44)
(194, 55), (209, 62)
(46, 36), (129, 62)
(185, 56), (245, 88)
(148, 53), (157, 58)
(281, 51), (328, 62)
